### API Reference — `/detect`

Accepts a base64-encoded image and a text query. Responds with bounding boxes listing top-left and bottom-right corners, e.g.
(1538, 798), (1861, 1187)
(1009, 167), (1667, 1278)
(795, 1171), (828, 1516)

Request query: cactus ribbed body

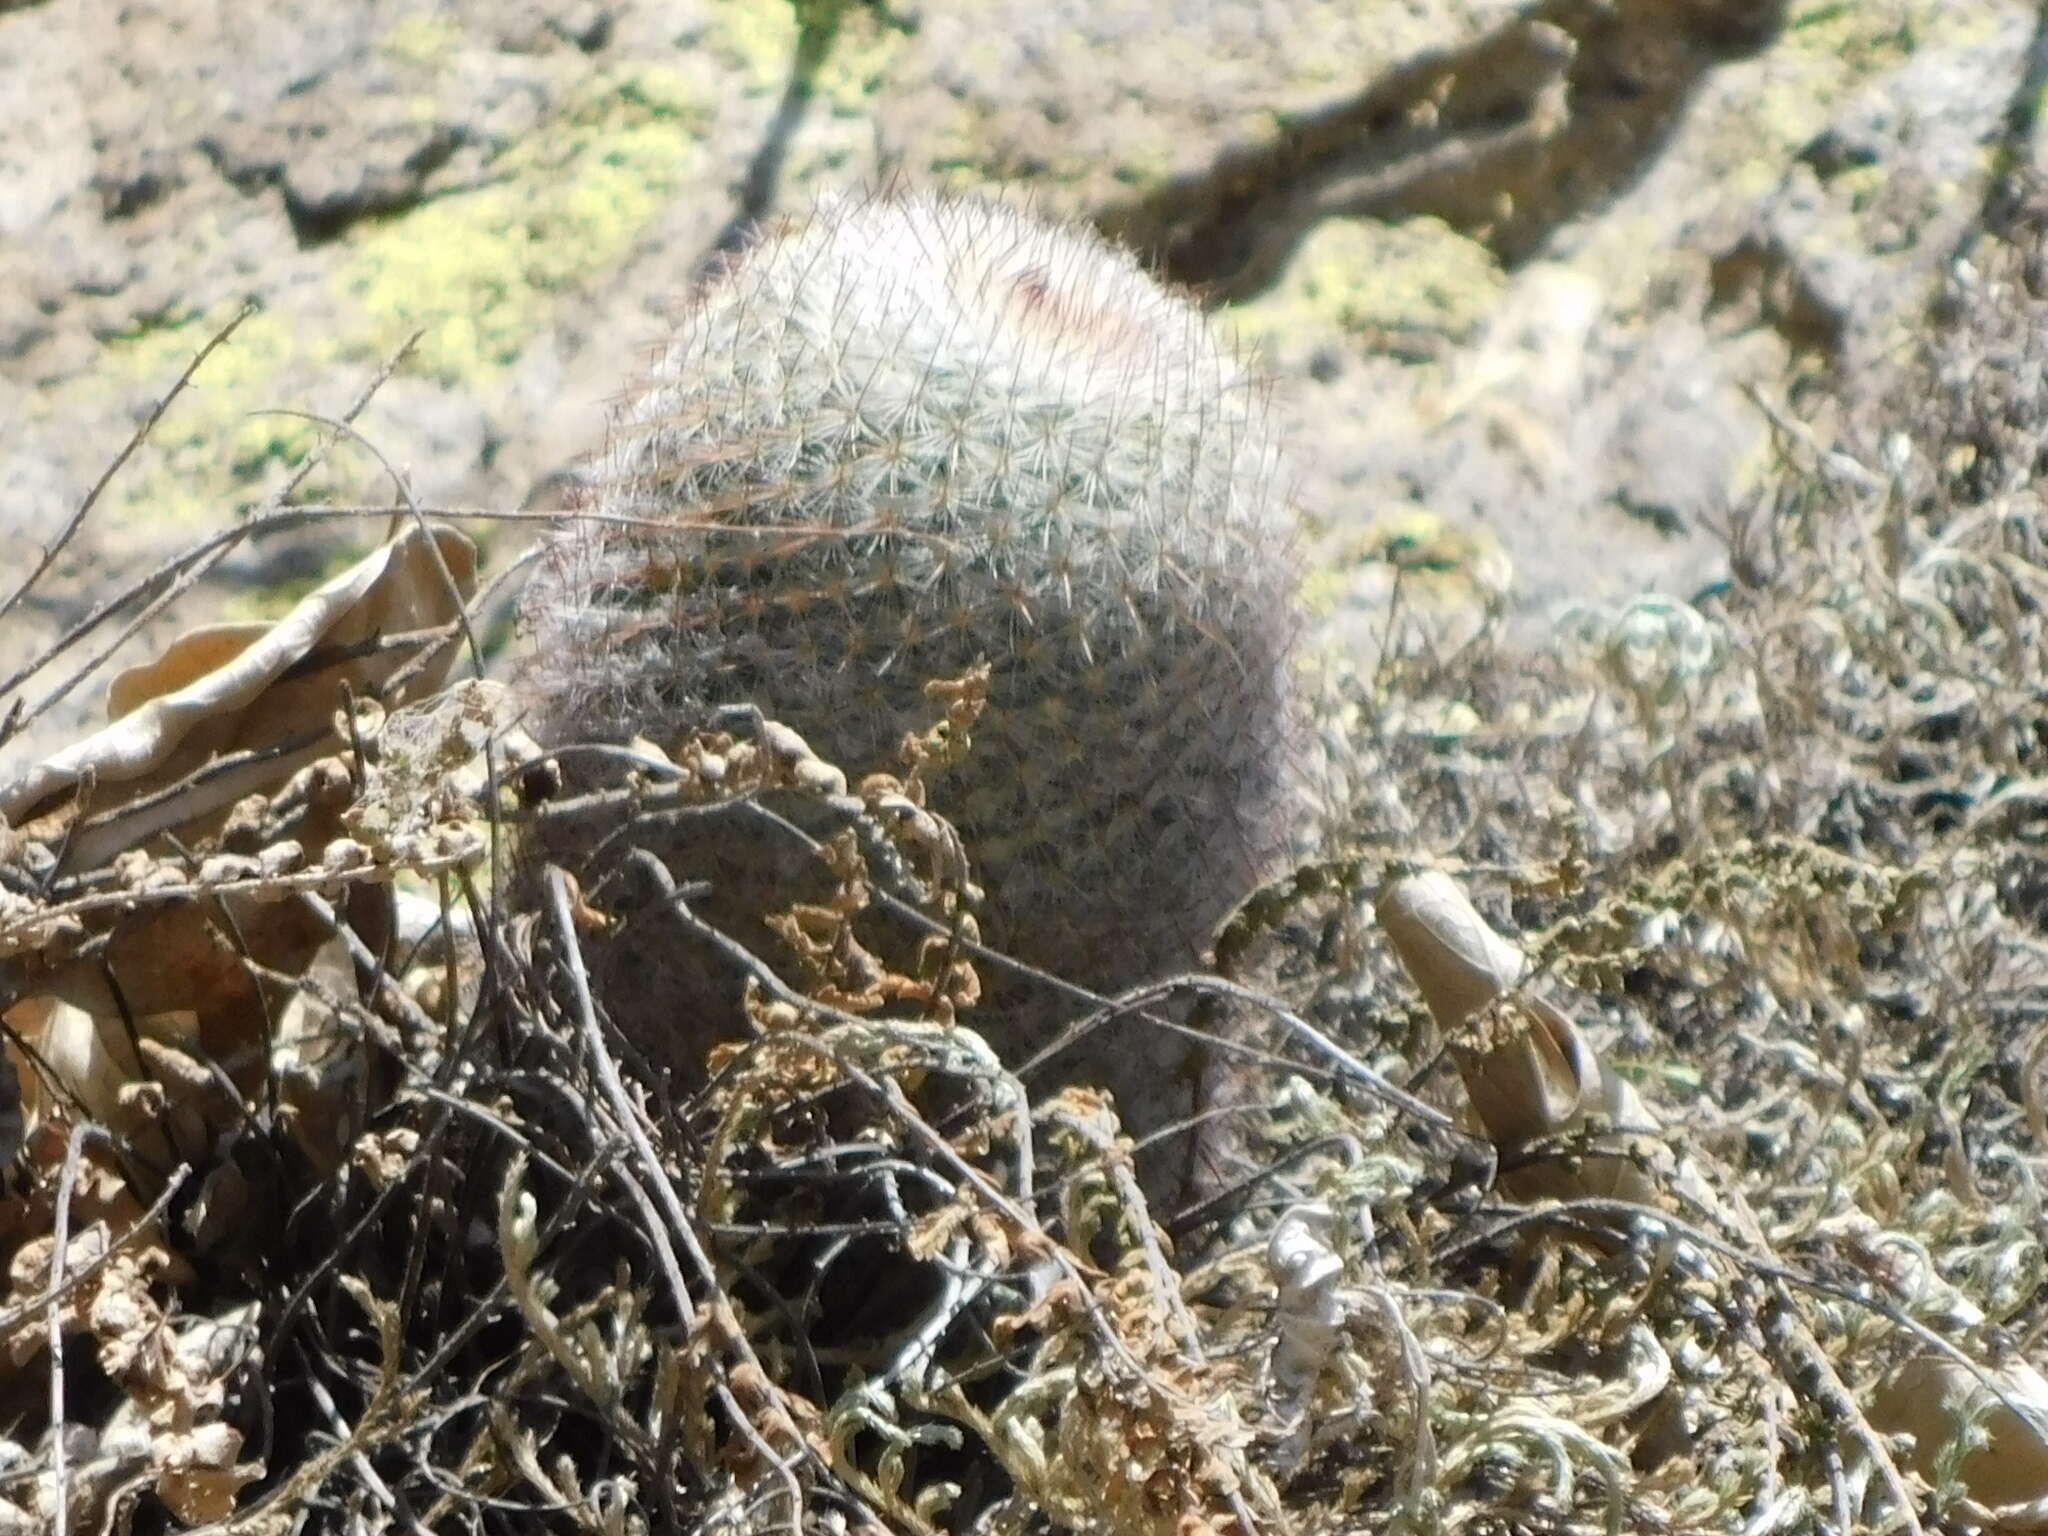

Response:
(521, 190), (1312, 1109)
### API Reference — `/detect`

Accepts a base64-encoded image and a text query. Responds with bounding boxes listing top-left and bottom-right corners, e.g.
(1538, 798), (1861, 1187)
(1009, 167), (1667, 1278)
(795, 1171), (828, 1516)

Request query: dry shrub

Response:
(2, 188), (2048, 1536)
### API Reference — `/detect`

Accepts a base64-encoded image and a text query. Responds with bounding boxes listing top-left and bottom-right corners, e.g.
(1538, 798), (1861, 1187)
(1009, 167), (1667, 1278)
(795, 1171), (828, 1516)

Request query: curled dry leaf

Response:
(1265, 1203), (1348, 1426)
(0, 524), (477, 873)
(152, 1416), (264, 1525)
(267, 933), (395, 1179)
(3, 996), (211, 1169)
(7, 892), (334, 1162)
(0, 529), (481, 1188)
(7, 1273), (264, 1526)
(1376, 869), (1658, 1204)
(1376, 869), (1533, 1027)
(1856, 1233), (2048, 1523)
(1872, 1354), (2048, 1523)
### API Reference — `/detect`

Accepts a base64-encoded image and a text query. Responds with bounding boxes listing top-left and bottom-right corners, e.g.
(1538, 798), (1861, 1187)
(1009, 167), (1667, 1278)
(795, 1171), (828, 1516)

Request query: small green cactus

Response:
(519, 189), (1316, 1160)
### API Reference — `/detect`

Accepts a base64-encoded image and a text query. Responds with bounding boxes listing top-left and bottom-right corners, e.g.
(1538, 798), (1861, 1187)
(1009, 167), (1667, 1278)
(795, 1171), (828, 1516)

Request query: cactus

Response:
(518, 190), (1318, 1164)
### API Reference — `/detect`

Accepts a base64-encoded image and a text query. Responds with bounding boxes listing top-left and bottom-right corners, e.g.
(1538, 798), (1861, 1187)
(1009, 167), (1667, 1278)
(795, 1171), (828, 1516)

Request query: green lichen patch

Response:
(694, 0), (907, 112)
(1720, 0), (1962, 203)
(1233, 217), (1507, 366)
(26, 62), (710, 539)
(812, 8), (905, 117)
(77, 306), (342, 526)
(1304, 507), (1514, 621)
(337, 64), (708, 384)
(382, 8), (467, 71)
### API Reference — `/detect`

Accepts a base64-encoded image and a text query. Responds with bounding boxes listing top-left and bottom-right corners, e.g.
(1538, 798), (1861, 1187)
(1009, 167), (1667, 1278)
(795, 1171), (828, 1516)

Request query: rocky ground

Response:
(6, 6), (2048, 1531)
(0, 0), (2039, 766)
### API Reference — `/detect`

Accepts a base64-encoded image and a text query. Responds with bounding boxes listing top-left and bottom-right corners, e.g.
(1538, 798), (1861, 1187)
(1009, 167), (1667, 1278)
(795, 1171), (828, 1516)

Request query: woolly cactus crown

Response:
(522, 188), (1311, 993)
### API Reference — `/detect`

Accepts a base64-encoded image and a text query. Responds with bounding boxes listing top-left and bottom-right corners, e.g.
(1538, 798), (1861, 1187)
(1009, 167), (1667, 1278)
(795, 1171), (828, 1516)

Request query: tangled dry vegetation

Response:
(4, 198), (2048, 1535)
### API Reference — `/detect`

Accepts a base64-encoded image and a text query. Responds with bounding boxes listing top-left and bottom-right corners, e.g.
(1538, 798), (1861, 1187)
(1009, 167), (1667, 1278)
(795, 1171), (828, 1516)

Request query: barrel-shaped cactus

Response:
(520, 190), (1315, 1127)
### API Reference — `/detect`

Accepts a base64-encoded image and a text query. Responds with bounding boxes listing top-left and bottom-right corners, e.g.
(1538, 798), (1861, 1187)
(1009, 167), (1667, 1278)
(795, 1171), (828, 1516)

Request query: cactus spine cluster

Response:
(521, 189), (1313, 1083)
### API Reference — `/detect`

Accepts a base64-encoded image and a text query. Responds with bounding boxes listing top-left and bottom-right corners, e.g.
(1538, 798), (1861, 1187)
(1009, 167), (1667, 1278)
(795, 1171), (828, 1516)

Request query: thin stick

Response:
(1023, 971), (1461, 1135)
(47, 1121), (107, 1536)
(686, 798), (1461, 1136)
(541, 866), (812, 1536)
(0, 507), (377, 710)
(6, 333), (423, 739)
(247, 407), (486, 681)
(0, 300), (258, 633)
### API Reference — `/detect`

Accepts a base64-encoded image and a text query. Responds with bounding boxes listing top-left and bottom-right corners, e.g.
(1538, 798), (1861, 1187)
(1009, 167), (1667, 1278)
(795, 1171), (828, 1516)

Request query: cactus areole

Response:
(520, 189), (1311, 1004)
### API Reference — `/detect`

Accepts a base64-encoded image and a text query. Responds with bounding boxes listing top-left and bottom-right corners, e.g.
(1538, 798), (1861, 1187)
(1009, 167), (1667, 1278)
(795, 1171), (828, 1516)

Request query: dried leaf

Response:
(1378, 870), (1659, 1204)
(0, 524), (477, 870)
(1266, 1203), (1348, 1418)
(1376, 869), (1531, 1028)
(4, 996), (204, 1167)
(351, 1125), (420, 1192)
(154, 1419), (262, 1523)
(1871, 1355), (2048, 1520)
